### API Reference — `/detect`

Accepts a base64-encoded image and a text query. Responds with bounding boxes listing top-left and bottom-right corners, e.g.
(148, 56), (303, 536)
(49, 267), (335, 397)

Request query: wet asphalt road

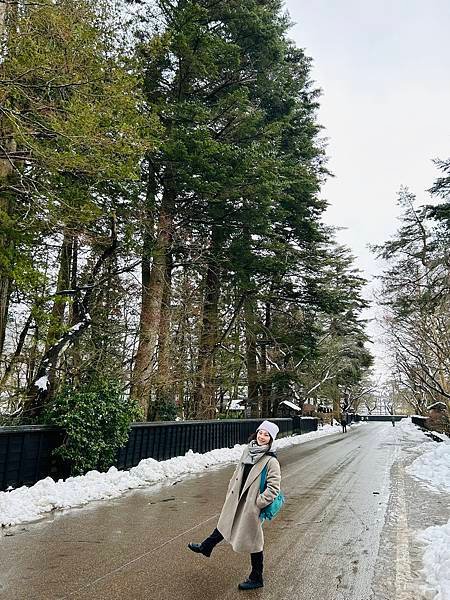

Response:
(0, 424), (419, 599)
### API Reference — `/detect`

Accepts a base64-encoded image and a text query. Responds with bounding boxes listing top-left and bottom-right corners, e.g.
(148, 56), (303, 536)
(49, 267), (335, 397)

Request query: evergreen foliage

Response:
(42, 378), (142, 475)
(0, 0), (374, 445)
(374, 188), (449, 415)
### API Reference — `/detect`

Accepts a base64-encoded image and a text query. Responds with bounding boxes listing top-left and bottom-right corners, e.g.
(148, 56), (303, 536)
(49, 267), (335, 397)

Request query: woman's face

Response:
(256, 429), (271, 446)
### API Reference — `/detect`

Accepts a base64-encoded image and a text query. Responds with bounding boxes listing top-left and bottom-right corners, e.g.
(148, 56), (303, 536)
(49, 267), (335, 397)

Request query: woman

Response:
(188, 420), (281, 590)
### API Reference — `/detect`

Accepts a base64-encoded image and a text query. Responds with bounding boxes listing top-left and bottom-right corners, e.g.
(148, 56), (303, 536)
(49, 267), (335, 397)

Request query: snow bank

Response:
(406, 441), (450, 494)
(399, 418), (450, 600)
(397, 417), (432, 442)
(417, 520), (450, 600)
(275, 423), (344, 449)
(408, 434), (450, 600)
(400, 415), (450, 495)
(0, 423), (341, 528)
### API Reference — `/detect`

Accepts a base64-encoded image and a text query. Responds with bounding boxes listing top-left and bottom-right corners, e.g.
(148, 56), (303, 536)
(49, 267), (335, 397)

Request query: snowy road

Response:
(0, 423), (443, 599)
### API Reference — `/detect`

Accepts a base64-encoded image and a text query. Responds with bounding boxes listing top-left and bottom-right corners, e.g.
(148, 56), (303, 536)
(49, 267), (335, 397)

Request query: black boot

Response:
(187, 542), (211, 557)
(188, 528), (224, 558)
(238, 579), (264, 590)
(238, 551), (264, 590)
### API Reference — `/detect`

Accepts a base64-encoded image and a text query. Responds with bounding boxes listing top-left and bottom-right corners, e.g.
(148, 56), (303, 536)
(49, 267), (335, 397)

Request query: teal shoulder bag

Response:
(259, 462), (285, 521)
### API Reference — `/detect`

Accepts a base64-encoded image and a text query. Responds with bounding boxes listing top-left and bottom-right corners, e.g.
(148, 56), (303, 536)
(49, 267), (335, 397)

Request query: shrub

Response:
(43, 378), (142, 475)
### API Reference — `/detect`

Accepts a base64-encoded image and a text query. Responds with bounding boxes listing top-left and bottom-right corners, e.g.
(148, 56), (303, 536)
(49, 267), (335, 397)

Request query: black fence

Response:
(292, 416), (319, 434)
(0, 417), (317, 491)
(116, 418), (293, 469)
(355, 415), (407, 422)
(0, 425), (67, 492)
(410, 415), (446, 442)
(411, 415), (428, 428)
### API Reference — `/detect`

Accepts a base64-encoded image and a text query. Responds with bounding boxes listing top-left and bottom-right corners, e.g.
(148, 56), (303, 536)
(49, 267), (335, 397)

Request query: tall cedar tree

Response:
(0, 0), (157, 415)
(131, 0), (329, 418)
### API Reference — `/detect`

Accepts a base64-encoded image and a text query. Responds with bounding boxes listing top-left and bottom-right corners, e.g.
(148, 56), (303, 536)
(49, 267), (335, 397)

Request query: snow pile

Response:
(274, 423), (345, 449)
(400, 417), (450, 600)
(0, 468), (145, 527)
(0, 424), (341, 528)
(406, 440), (450, 494)
(397, 417), (431, 442)
(429, 431), (448, 442)
(417, 521), (450, 600)
(129, 446), (243, 482)
(407, 438), (450, 600)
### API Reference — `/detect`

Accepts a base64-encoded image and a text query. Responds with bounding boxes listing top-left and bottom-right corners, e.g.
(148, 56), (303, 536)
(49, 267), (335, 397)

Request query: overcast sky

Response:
(284, 0), (450, 377)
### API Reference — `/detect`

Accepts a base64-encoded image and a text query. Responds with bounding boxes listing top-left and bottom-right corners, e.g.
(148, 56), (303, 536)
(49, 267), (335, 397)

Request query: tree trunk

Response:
(44, 231), (77, 402)
(24, 315), (92, 418)
(0, 3), (6, 39)
(0, 141), (16, 358)
(154, 251), (175, 419)
(46, 230), (73, 349)
(0, 1), (17, 358)
(131, 178), (175, 417)
(26, 319), (40, 387)
(70, 235), (80, 325)
(0, 311), (33, 391)
(192, 226), (223, 419)
(23, 218), (117, 418)
(245, 294), (259, 417)
(332, 383), (340, 424)
(0, 258), (10, 358)
(260, 301), (272, 417)
(172, 265), (191, 418)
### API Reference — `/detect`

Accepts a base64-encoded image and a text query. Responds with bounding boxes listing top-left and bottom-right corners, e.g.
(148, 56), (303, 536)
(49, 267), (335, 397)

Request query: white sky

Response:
(285, 0), (450, 376)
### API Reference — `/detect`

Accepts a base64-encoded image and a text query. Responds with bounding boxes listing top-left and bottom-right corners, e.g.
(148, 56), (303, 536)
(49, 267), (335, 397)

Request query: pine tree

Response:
(0, 0), (157, 416)
(374, 188), (449, 413)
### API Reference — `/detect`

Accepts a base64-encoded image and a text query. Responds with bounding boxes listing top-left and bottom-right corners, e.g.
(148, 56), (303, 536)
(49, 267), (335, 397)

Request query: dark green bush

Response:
(43, 378), (142, 475)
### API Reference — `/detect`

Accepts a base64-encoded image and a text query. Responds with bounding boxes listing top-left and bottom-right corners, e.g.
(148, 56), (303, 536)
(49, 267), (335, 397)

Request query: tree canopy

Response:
(0, 0), (373, 427)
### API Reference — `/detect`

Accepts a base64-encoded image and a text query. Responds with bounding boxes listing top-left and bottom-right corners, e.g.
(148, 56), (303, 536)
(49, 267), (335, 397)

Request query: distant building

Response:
(278, 400), (302, 418)
(317, 404), (332, 414)
(426, 401), (449, 436)
(301, 402), (316, 416)
(427, 401), (448, 414)
(220, 399), (245, 417)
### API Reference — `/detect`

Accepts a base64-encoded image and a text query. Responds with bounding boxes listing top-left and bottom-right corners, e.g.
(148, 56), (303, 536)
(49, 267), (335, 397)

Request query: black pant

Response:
(249, 551), (264, 583)
(201, 528), (264, 583)
(201, 527), (224, 555)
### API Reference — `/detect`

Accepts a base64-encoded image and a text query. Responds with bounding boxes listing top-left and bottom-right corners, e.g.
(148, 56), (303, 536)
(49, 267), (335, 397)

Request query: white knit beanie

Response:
(257, 420), (279, 441)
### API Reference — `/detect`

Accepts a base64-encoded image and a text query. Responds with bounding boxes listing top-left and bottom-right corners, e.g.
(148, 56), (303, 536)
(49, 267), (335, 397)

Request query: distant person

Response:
(340, 414), (347, 433)
(320, 417), (324, 428)
(188, 420), (281, 590)
(391, 416), (396, 427)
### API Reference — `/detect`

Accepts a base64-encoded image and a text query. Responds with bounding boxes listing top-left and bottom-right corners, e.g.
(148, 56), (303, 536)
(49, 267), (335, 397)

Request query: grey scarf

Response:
(242, 440), (270, 465)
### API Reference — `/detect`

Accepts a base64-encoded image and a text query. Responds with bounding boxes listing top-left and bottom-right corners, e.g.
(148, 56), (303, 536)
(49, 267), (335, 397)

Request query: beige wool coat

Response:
(217, 452), (281, 553)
